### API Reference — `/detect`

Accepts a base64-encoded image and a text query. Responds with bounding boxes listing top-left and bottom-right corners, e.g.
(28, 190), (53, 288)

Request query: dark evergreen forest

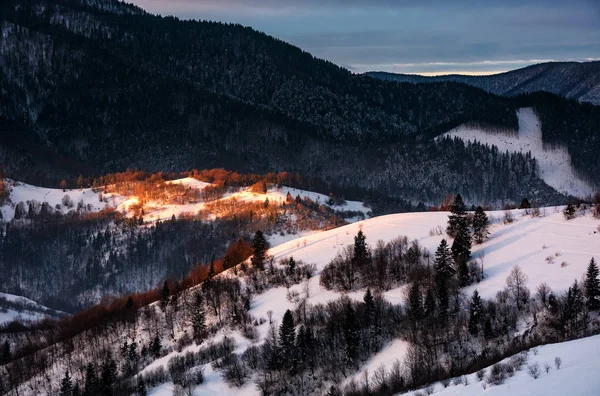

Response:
(0, 0), (594, 206)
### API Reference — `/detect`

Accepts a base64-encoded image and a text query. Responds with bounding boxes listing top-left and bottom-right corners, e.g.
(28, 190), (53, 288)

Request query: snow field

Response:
(399, 334), (600, 396)
(443, 108), (595, 198)
(0, 177), (369, 223)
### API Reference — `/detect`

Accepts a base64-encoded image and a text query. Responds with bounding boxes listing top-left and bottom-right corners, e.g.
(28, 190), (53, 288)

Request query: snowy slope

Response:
(399, 334), (600, 396)
(442, 108), (595, 198)
(0, 178), (369, 223)
(144, 207), (599, 395)
(0, 292), (63, 325)
(0, 180), (126, 221)
(267, 207), (599, 304)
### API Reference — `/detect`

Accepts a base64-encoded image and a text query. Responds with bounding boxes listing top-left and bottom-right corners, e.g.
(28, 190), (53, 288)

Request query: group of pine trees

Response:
(443, 194), (489, 288)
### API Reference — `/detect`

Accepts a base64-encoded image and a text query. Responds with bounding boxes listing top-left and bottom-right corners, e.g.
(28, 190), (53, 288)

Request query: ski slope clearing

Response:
(0, 292), (63, 325)
(399, 334), (600, 396)
(442, 108), (595, 198)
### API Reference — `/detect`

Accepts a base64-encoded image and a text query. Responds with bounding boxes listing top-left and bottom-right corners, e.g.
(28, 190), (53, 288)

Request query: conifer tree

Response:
(407, 281), (423, 325)
(136, 377), (147, 396)
(278, 309), (296, 370)
(190, 291), (207, 342)
(585, 258), (600, 311)
(423, 287), (436, 319)
(520, 198), (531, 209)
(468, 290), (482, 335)
(447, 194), (468, 237)
(363, 287), (375, 327)
(472, 206), (490, 243)
(100, 358), (117, 396)
(83, 363), (98, 396)
(150, 335), (162, 358)
(208, 260), (215, 279)
(295, 325), (308, 371)
(452, 226), (472, 286)
(60, 371), (73, 396)
(434, 239), (454, 279)
(353, 230), (368, 266)
(343, 302), (359, 366)
(434, 239), (453, 318)
(288, 256), (296, 275)
(251, 230), (269, 269)
(160, 280), (169, 311)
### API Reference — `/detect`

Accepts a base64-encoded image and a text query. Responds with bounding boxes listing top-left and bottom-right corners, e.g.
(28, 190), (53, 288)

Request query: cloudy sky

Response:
(130, 0), (600, 75)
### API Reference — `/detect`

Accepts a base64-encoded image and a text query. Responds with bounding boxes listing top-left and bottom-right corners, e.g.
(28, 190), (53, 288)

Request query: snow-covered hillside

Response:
(443, 108), (595, 198)
(267, 207), (599, 304)
(0, 180), (126, 222)
(0, 292), (63, 325)
(144, 206), (599, 395)
(0, 178), (370, 223)
(400, 335), (600, 396)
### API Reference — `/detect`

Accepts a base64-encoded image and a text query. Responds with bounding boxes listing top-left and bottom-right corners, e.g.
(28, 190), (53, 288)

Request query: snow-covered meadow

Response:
(0, 178), (370, 223)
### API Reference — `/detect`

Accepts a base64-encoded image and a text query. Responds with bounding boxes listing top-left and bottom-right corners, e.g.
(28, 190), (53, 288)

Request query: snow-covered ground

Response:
(0, 292), (63, 325)
(0, 180), (126, 221)
(399, 334), (600, 396)
(443, 108), (595, 198)
(0, 178), (370, 223)
(146, 206), (600, 395)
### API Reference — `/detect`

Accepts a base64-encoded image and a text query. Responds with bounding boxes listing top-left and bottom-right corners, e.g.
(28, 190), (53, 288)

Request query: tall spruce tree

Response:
(472, 206), (490, 243)
(251, 230), (269, 269)
(83, 363), (98, 396)
(59, 371), (73, 396)
(468, 290), (482, 335)
(278, 309), (296, 371)
(423, 287), (436, 319)
(452, 226), (472, 287)
(190, 291), (207, 342)
(407, 281), (423, 325)
(434, 239), (454, 280)
(353, 230), (368, 266)
(585, 258), (600, 311)
(434, 239), (453, 319)
(447, 194), (468, 237)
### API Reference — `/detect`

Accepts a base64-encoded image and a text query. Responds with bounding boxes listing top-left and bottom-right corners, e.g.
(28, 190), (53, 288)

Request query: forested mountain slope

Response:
(368, 61), (600, 105)
(0, 0), (587, 205)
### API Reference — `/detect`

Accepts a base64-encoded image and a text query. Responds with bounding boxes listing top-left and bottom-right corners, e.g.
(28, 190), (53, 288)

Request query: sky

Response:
(130, 0), (600, 75)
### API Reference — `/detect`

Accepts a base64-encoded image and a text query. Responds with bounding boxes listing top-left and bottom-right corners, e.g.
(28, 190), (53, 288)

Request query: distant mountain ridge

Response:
(367, 61), (600, 105)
